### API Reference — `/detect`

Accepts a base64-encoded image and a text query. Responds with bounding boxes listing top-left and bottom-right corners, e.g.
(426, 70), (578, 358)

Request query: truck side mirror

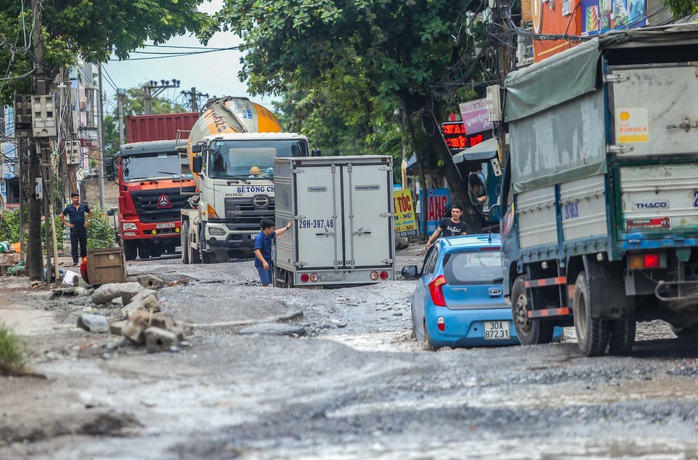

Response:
(191, 144), (202, 153)
(192, 155), (203, 173)
(311, 149), (322, 157)
(104, 158), (115, 181)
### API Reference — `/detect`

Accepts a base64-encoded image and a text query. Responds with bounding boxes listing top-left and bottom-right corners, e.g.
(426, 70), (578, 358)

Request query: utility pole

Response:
(28, 0), (46, 280)
(182, 87), (209, 112)
(143, 79), (181, 115)
(117, 89), (125, 147)
(97, 63), (105, 209)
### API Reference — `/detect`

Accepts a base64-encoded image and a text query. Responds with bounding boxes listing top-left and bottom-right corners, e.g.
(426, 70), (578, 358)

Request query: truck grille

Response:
(130, 186), (196, 223)
(224, 196), (275, 230)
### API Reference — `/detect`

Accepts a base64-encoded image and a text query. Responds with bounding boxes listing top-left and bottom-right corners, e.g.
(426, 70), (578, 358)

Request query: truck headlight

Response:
(208, 226), (226, 236)
(122, 222), (137, 230)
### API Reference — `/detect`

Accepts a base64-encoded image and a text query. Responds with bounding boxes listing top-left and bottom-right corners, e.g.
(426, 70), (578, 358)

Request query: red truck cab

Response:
(114, 140), (196, 260)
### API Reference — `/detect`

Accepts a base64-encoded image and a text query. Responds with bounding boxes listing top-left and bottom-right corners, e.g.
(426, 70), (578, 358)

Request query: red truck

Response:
(110, 113), (198, 260)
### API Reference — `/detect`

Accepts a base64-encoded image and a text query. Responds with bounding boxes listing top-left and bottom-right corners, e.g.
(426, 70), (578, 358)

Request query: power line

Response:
(109, 46), (240, 61)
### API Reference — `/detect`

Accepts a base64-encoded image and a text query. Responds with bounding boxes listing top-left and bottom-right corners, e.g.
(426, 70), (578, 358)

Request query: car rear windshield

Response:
(443, 250), (502, 285)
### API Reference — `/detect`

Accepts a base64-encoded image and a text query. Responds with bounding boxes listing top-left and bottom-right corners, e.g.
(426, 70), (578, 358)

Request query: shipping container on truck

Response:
(493, 24), (698, 357)
(126, 113), (199, 143)
(273, 155), (395, 288)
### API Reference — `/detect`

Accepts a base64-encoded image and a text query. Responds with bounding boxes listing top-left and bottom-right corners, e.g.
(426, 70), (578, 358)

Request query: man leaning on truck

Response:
(253, 218), (292, 287)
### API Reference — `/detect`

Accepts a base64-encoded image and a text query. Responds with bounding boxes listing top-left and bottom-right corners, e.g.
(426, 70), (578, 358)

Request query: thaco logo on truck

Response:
(307, 186), (327, 193)
(633, 201), (669, 210)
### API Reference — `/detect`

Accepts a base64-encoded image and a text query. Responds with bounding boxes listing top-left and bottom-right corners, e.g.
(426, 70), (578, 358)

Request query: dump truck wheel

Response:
(512, 276), (554, 345)
(573, 271), (611, 356)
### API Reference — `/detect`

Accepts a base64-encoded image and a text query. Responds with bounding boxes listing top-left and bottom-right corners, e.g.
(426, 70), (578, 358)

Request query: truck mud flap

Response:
(655, 280), (698, 307)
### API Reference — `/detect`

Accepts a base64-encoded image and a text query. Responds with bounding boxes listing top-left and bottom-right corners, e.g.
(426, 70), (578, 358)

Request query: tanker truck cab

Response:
(184, 132), (310, 263)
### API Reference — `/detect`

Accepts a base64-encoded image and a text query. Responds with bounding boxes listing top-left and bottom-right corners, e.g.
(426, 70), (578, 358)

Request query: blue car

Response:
(402, 234), (559, 350)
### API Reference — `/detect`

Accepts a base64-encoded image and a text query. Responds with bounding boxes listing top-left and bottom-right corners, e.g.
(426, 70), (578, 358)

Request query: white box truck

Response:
(273, 155), (395, 287)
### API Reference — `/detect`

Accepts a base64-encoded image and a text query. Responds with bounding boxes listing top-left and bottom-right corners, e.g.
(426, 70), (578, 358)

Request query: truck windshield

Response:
(207, 139), (308, 180)
(122, 152), (190, 182)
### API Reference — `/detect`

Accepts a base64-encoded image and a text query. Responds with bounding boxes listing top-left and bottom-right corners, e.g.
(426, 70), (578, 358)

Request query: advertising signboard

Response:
(421, 188), (450, 235)
(393, 189), (418, 237)
(581, 0), (646, 35)
(459, 98), (493, 135)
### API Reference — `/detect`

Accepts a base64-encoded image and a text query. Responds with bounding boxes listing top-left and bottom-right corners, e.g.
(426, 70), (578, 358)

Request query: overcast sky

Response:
(101, 0), (278, 115)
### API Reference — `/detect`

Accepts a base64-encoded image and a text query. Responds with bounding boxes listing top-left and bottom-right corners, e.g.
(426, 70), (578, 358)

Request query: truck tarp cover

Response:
(504, 39), (600, 123)
(504, 24), (698, 123)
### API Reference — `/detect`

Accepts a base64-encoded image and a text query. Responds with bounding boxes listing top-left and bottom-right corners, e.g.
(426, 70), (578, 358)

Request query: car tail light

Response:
(370, 271), (379, 280)
(437, 317), (445, 331)
(300, 273), (310, 283)
(379, 271), (389, 280)
(429, 275), (447, 307)
(309, 273), (319, 282)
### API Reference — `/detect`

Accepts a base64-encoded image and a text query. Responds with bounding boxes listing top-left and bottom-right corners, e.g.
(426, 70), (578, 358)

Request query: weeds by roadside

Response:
(0, 324), (26, 375)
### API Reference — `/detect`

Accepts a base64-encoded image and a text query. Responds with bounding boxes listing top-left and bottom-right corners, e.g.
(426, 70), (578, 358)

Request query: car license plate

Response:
(156, 223), (176, 229)
(484, 321), (510, 340)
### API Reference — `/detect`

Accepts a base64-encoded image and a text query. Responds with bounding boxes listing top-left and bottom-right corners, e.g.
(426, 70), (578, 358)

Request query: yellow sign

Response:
(616, 107), (649, 143)
(393, 189), (418, 237)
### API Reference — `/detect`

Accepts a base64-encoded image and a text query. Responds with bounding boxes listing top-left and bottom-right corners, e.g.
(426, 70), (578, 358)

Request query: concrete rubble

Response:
(67, 276), (194, 353)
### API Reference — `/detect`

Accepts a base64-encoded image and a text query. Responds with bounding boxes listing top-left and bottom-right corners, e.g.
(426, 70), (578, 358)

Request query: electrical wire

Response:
(111, 46), (240, 61)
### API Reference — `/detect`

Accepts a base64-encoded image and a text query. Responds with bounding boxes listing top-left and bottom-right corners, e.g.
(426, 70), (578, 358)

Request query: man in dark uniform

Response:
(253, 218), (292, 286)
(59, 192), (92, 265)
(425, 204), (468, 249)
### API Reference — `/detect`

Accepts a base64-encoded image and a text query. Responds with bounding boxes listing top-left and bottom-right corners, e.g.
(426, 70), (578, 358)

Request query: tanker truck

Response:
(180, 96), (311, 264)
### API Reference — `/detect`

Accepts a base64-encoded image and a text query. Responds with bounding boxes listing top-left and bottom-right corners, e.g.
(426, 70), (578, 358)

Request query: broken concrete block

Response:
(139, 294), (160, 312)
(149, 312), (174, 331)
(144, 327), (178, 353)
(124, 289), (158, 307)
(121, 310), (149, 345)
(120, 293), (160, 320)
(110, 320), (127, 336)
(137, 274), (165, 290)
(92, 282), (143, 305)
(77, 314), (110, 333)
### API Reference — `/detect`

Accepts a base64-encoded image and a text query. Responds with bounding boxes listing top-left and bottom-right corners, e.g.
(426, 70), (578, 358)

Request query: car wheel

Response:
(512, 275), (554, 345)
(608, 319), (636, 356)
(423, 320), (436, 351)
(573, 271), (611, 356)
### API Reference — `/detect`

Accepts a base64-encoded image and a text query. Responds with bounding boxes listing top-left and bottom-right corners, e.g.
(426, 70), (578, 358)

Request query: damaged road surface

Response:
(2, 252), (698, 459)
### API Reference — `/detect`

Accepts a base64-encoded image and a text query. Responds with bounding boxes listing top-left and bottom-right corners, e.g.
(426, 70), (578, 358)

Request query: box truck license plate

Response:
(156, 223), (176, 229)
(484, 321), (510, 340)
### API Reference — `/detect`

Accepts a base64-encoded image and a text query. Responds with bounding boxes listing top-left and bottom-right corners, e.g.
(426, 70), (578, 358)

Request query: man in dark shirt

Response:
(59, 192), (92, 265)
(253, 218), (292, 286)
(425, 204), (468, 249)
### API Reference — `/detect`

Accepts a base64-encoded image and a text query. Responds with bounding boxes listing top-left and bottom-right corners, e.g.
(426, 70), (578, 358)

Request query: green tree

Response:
(665, 0), (698, 16)
(0, 0), (211, 104)
(209, 0), (493, 230)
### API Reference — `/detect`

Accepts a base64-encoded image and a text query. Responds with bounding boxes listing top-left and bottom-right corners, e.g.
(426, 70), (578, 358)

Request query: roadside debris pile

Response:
(55, 273), (194, 353)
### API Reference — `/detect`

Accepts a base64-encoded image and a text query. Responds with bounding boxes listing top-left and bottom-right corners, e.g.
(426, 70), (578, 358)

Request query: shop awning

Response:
(452, 137), (500, 165)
